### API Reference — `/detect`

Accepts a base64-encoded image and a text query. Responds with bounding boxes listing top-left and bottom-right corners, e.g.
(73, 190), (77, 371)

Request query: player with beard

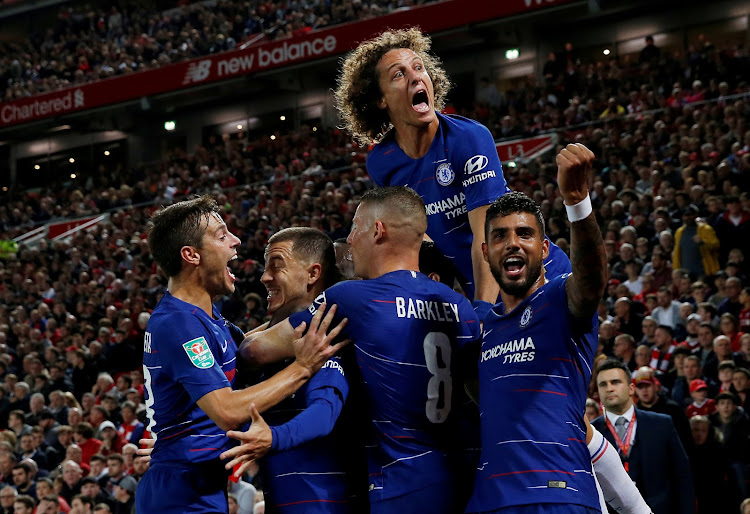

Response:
(467, 145), (649, 514)
(136, 197), (347, 514)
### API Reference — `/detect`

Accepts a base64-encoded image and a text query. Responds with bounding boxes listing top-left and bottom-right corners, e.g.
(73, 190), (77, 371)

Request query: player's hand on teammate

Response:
(556, 143), (596, 206)
(136, 437), (155, 465)
(293, 303), (350, 375)
(221, 403), (272, 478)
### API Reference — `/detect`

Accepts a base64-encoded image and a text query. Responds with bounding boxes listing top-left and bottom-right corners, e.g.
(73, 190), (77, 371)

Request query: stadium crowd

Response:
(0, 23), (749, 514)
(0, 0), (438, 102)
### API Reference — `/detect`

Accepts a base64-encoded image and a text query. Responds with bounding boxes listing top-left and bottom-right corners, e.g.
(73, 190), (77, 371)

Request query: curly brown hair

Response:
(334, 27), (451, 146)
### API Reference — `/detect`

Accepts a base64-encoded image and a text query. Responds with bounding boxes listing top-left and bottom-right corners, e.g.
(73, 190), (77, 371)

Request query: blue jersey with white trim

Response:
(289, 270), (481, 502)
(367, 114), (507, 299)
(142, 292), (239, 464)
(367, 113), (571, 298)
(260, 356), (357, 512)
(466, 275), (599, 512)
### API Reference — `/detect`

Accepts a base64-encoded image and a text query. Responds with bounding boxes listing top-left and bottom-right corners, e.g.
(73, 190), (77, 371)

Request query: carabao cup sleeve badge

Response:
(182, 337), (215, 369)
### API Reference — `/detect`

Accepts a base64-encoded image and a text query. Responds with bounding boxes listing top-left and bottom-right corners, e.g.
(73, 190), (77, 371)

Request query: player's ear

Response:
(377, 96), (387, 110)
(428, 271), (441, 283)
(481, 241), (489, 263)
(541, 237), (550, 260)
(180, 246), (200, 267)
(307, 262), (322, 286)
(373, 220), (385, 242)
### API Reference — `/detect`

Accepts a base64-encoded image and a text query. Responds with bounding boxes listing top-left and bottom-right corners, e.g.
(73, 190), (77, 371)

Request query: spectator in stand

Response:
(675, 356), (717, 407)
(116, 402), (143, 446)
(79, 476), (111, 510)
(673, 204), (720, 279)
(652, 287), (684, 331)
(686, 380), (716, 418)
(11, 495), (34, 514)
(689, 415), (731, 514)
(72, 424), (101, 466)
(632, 367), (692, 452)
(646, 248), (673, 290)
(111, 476), (136, 514)
(740, 288), (750, 332)
(640, 316), (658, 346)
(614, 297), (643, 340)
(694, 322), (717, 367)
(719, 278), (744, 318)
(59, 460), (84, 505)
(97, 422), (124, 457)
(714, 197), (750, 267)
(719, 313), (745, 352)
(614, 334), (638, 372)
(651, 325), (678, 373)
(635, 344), (652, 370)
(100, 454), (125, 497)
(681, 313), (702, 350)
(709, 392), (750, 507)
(639, 35), (661, 65)
(704, 335), (735, 383)
(0, 486), (16, 513)
(17, 432), (47, 472)
(732, 368), (750, 411)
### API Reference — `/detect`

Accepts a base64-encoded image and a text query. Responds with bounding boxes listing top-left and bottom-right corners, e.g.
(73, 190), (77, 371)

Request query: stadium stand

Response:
(0, 0), (750, 511)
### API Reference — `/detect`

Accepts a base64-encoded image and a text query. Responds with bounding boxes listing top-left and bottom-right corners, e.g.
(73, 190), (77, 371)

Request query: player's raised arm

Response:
(558, 143), (608, 319)
(240, 318), (297, 366)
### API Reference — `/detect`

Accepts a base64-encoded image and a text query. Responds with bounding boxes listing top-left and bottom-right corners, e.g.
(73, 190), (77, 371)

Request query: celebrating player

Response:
(242, 186), (481, 513)
(224, 227), (363, 512)
(467, 144), (635, 513)
(136, 196), (347, 513)
(334, 27), (570, 306)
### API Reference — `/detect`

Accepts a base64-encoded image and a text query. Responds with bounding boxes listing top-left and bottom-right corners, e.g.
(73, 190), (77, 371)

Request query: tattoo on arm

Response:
(565, 214), (608, 319)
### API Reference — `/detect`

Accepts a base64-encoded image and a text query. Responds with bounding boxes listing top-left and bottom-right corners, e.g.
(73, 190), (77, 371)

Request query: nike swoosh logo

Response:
(221, 340), (228, 352)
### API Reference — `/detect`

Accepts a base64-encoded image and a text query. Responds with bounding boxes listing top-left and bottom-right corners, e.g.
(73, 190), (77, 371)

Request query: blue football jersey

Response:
(367, 113), (570, 298)
(260, 356), (358, 513)
(466, 275), (599, 512)
(142, 292), (239, 464)
(289, 270), (481, 503)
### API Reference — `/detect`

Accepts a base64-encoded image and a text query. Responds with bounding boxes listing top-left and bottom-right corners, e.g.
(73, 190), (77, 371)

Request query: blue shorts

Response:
(135, 461), (229, 513)
(370, 481), (460, 514)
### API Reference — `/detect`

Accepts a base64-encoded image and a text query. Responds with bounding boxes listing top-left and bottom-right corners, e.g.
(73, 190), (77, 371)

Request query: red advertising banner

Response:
(495, 134), (558, 163)
(0, 0), (573, 129)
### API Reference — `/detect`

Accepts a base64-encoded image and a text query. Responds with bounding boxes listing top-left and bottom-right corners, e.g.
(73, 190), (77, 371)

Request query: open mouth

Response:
(412, 90), (429, 113)
(227, 255), (238, 281)
(503, 256), (526, 278)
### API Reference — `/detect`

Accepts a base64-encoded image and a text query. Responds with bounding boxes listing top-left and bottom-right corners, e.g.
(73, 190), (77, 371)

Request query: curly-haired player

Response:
(334, 28), (570, 307)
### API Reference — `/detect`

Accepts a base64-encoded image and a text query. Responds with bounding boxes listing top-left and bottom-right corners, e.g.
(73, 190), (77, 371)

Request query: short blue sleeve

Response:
(157, 312), (231, 404)
(546, 274), (597, 336)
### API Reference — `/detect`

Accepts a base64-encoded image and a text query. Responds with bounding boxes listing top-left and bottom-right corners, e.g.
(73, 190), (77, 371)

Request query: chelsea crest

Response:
(520, 305), (533, 327)
(436, 162), (454, 186)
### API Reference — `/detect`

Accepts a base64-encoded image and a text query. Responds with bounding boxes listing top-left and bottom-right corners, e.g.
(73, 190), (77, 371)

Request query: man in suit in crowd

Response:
(593, 359), (694, 514)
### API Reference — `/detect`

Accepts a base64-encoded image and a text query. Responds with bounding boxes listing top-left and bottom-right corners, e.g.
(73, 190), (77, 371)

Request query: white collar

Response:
(605, 403), (635, 425)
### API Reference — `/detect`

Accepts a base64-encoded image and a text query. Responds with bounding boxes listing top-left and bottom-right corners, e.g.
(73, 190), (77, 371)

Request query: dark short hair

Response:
(148, 195), (221, 277)
(267, 228), (338, 289)
(656, 324), (673, 336)
(734, 368), (750, 379)
(419, 241), (457, 287)
(597, 359), (632, 381)
(716, 391), (740, 405)
(718, 360), (737, 372)
(485, 192), (545, 240)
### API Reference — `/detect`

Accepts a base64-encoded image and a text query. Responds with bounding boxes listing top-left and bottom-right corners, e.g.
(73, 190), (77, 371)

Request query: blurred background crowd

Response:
(0, 0), (750, 512)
